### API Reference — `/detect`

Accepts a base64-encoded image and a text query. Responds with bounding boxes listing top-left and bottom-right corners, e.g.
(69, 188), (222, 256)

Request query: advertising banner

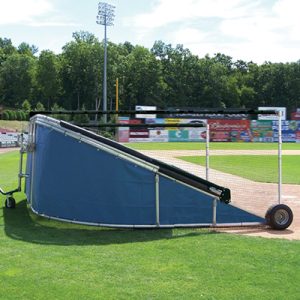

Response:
(272, 120), (297, 142)
(168, 130), (189, 142)
(165, 118), (181, 124)
(165, 118), (181, 130)
(117, 117), (130, 143)
(209, 131), (230, 142)
(258, 107), (286, 120)
(166, 110), (249, 120)
(291, 109), (300, 120)
(135, 105), (156, 119)
(149, 130), (169, 142)
(129, 129), (149, 142)
(118, 131), (129, 143)
(180, 119), (207, 128)
(296, 131), (300, 143)
(122, 117), (299, 143)
(208, 120), (251, 142)
(251, 120), (274, 142)
(118, 117), (130, 128)
(145, 118), (165, 125)
(129, 119), (142, 124)
(188, 128), (207, 141)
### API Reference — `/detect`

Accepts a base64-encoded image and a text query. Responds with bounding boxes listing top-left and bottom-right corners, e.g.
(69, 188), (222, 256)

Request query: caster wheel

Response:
(265, 204), (293, 230)
(5, 196), (16, 209)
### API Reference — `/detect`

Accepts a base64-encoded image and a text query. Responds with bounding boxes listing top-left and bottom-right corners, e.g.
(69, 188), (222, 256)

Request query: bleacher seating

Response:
(0, 133), (28, 148)
(0, 133), (18, 147)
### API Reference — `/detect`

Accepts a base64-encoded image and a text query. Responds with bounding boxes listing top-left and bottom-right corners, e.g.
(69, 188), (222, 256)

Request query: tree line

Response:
(1, 31), (300, 117)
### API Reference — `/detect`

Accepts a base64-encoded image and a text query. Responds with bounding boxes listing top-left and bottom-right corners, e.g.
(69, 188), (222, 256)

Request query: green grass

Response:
(1, 152), (300, 299)
(0, 120), (29, 132)
(179, 155), (300, 184)
(126, 142), (300, 150)
(0, 151), (21, 189)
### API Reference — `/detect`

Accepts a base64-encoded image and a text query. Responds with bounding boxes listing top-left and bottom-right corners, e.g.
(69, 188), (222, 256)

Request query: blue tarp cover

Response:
(26, 120), (264, 226)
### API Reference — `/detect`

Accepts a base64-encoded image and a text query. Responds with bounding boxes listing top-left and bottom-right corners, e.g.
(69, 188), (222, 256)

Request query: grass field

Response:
(126, 141), (300, 150)
(0, 120), (29, 132)
(0, 151), (21, 188)
(179, 155), (300, 184)
(1, 151), (300, 299)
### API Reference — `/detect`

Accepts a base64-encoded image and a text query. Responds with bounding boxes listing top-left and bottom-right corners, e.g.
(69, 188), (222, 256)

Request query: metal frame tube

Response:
(29, 122), (37, 204)
(278, 111), (282, 204)
(206, 124), (210, 181)
(29, 206), (265, 229)
(17, 135), (25, 192)
(155, 174), (160, 227)
(30, 108), (279, 118)
(0, 134), (27, 196)
(206, 124), (217, 226)
(212, 198), (217, 226)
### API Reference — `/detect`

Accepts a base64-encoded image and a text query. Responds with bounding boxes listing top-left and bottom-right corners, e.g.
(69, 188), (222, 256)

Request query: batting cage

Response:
(1, 111), (293, 229)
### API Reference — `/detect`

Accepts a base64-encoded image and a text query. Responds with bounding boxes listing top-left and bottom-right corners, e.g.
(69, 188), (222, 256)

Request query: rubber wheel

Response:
(5, 196), (16, 209)
(265, 204), (293, 230)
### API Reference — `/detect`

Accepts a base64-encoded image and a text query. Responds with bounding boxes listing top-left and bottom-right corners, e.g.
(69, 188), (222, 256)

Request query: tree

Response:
(35, 101), (45, 111)
(212, 53), (233, 73)
(122, 45), (164, 109)
(22, 99), (31, 112)
(1, 34), (300, 114)
(0, 37), (17, 64)
(18, 42), (38, 56)
(51, 103), (70, 121)
(239, 86), (256, 108)
(73, 104), (90, 124)
(36, 50), (61, 109)
(197, 57), (231, 108)
(72, 31), (98, 44)
(151, 41), (200, 108)
(0, 54), (36, 107)
(285, 62), (300, 112)
(60, 32), (102, 110)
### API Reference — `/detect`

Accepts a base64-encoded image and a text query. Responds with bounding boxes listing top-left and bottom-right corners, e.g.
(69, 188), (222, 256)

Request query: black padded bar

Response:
(60, 120), (231, 203)
(30, 108), (279, 117)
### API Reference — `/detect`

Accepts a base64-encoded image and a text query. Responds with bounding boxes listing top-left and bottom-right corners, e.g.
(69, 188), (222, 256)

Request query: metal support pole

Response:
(29, 122), (36, 205)
(115, 78), (119, 140)
(206, 124), (210, 181)
(207, 124), (217, 227)
(278, 111), (282, 204)
(103, 22), (107, 124)
(17, 134), (25, 192)
(155, 174), (160, 227)
(97, 2), (115, 124)
(115, 78), (119, 111)
(212, 198), (217, 226)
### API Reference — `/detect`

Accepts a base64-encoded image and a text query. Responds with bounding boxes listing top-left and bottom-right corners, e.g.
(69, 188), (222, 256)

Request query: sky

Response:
(0, 0), (299, 64)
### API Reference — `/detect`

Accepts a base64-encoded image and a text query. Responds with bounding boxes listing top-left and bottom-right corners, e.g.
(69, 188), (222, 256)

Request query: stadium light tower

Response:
(96, 2), (115, 123)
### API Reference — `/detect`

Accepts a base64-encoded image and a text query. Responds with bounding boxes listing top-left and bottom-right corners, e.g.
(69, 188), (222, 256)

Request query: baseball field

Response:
(0, 144), (300, 299)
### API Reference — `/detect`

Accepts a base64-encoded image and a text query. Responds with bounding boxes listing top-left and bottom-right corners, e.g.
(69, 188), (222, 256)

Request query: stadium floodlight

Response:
(96, 2), (115, 123)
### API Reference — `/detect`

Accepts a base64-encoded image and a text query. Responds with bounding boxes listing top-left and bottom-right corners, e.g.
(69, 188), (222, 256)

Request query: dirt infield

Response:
(140, 149), (300, 240)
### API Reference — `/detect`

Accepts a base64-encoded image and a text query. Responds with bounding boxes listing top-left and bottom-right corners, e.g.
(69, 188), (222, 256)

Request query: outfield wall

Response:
(117, 118), (300, 143)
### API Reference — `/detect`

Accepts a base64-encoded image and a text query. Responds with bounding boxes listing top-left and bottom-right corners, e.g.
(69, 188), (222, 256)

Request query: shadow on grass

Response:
(3, 200), (214, 246)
